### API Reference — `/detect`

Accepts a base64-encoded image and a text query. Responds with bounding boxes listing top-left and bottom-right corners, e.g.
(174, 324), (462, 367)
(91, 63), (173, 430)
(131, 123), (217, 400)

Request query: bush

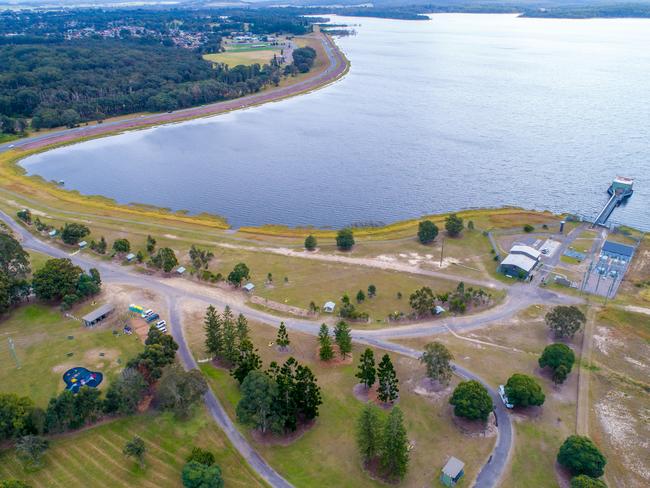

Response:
(445, 214), (464, 237)
(504, 374), (545, 407)
(539, 343), (575, 383)
(523, 224), (535, 233)
(186, 447), (215, 466)
(60, 223), (90, 245)
(304, 234), (317, 251)
(112, 238), (130, 253)
(546, 306), (586, 339)
(570, 475), (607, 488)
(449, 380), (493, 421)
(557, 435), (606, 478)
(336, 228), (355, 251)
(417, 220), (439, 244)
(182, 460), (223, 488)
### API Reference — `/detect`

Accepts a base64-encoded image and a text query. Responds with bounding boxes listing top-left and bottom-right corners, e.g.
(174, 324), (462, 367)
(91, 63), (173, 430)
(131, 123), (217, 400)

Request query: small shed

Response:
(440, 456), (465, 487)
(243, 282), (255, 292)
(82, 303), (115, 327)
(48, 229), (57, 237)
(78, 241), (87, 248)
(176, 266), (186, 274)
(323, 301), (336, 313)
(125, 253), (136, 262)
(434, 305), (446, 315)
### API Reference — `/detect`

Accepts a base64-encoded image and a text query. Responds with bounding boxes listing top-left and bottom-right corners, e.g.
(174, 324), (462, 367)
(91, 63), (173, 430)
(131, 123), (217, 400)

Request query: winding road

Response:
(1, 209), (584, 487)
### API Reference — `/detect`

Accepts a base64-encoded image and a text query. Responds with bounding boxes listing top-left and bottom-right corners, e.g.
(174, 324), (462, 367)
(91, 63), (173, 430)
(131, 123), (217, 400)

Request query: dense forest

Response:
(0, 8), (319, 134)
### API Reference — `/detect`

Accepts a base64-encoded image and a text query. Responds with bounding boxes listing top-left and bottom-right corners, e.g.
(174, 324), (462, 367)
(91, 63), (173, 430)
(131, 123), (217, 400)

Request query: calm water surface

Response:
(22, 14), (650, 229)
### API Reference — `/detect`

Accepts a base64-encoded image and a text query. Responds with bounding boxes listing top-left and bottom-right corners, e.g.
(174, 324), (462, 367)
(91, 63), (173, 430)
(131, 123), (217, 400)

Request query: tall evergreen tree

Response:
(318, 324), (334, 361)
(356, 348), (376, 389)
(292, 364), (322, 423)
(204, 305), (223, 358)
(236, 313), (249, 343)
(268, 358), (297, 431)
(356, 403), (382, 464)
(221, 306), (238, 365)
(334, 321), (352, 359)
(231, 339), (262, 385)
(276, 322), (291, 350)
(380, 407), (409, 480)
(377, 354), (399, 404)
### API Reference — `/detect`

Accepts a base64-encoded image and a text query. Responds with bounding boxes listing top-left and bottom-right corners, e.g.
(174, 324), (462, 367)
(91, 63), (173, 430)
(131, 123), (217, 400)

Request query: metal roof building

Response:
(323, 301), (336, 313)
(601, 240), (634, 259)
(440, 456), (465, 487)
(499, 253), (538, 277)
(510, 244), (541, 261)
(82, 303), (115, 327)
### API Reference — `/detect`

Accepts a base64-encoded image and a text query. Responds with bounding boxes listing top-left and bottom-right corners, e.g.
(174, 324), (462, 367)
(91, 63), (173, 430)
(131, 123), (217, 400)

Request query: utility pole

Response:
(439, 237), (444, 268)
(8, 338), (20, 369)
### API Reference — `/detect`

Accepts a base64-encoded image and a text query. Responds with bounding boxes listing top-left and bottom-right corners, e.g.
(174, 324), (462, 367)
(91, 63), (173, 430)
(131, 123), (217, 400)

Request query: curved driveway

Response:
(1, 210), (580, 487)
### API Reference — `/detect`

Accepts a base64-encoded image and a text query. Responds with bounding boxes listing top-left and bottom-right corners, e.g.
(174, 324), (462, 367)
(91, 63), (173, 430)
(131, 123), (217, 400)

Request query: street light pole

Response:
(440, 237), (444, 268)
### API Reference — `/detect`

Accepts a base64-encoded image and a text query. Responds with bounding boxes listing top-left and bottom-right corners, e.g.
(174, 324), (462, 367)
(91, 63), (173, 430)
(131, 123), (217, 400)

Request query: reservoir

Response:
(21, 14), (650, 230)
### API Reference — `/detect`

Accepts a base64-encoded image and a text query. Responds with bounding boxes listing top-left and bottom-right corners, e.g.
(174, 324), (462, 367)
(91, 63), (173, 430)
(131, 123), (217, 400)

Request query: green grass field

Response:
(0, 304), (142, 407)
(0, 409), (266, 488)
(203, 47), (279, 67)
(184, 316), (494, 488)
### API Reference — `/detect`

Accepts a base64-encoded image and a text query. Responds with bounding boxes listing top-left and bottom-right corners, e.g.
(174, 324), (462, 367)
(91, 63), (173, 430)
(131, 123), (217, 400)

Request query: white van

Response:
(498, 385), (514, 409)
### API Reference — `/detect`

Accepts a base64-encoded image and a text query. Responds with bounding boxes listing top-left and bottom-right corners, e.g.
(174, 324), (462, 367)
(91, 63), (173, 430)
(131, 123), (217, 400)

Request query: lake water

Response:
(22, 14), (650, 230)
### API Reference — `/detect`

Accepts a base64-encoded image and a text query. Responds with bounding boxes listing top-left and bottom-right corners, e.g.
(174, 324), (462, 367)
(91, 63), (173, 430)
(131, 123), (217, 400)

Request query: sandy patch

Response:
(624, 356), (648, 370)
(592, 326), (623, 356)
(596, 390), (650, 482)
(52, 363), (76, 374)
(408, 377), (452, 402)
(164, 234), (178, 239)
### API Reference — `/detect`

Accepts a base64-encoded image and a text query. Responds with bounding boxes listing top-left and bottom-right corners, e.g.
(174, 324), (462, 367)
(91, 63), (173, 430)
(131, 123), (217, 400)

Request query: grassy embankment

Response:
(0, 408), (267, 488)
(397, 305), (580, 488)
(181, 309), (495, 488)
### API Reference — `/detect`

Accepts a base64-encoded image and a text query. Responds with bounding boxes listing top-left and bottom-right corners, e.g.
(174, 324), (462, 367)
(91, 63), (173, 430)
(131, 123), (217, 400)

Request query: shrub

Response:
(504, 374), (545, 407)
(336, 228), (355, 250)
(557, 435), (606, 478)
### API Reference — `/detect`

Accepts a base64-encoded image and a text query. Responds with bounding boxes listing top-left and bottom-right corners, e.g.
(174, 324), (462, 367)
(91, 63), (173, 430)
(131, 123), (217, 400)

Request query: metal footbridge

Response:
(592, 176), (634, 227)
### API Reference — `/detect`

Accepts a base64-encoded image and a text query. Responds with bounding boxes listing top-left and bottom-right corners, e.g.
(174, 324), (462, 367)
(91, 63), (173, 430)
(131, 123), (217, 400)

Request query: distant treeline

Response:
(0, 41), (282, 130)
(521, 4), (650, 18)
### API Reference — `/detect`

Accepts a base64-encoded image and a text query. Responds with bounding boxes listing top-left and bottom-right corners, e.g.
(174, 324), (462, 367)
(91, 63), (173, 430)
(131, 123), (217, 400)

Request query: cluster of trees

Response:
(189, 245), (214, 270)
(289, 46), (317, 73)
(417, 220), (439, 244)
(182, 447), (224, 488)
(227, 262), (250, 286)
(0, 41), (285, 132)
(409, 281), (491, 316)
(0, 231), (30, 314)
(356, 349), (399, 404)
(356, 404), (409, 481)
(204, 305), (252, 367)
(445, 213), (464, 237)
(31, 258), (101, 310)
(150, 247), (179, 273)
(203, 305), (323, 435)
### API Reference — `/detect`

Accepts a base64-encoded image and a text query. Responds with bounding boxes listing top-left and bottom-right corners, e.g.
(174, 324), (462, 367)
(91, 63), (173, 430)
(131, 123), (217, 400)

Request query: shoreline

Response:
(0, 31), (351, 231)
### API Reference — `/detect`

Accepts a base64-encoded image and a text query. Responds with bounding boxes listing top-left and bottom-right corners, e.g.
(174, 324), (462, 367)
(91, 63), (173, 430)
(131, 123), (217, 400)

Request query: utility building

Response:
(499, 244), (540, 278)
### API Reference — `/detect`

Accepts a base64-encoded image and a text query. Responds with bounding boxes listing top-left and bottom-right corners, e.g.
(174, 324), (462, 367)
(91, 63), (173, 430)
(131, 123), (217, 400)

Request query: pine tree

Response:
(356, 348), (376, 389)
(377, 354), (399, 404)
(268, 358), (297, 431)
(276, 322), (291, 350)
(204, 305), (223, 358)
(231, 339), (262, 384)
(356, 403), (382, 464)
(221, 306), (238, 365)
(334, 320), (352, 359)
(236, 313), (249, 343)
(380, 407), (409, 480)
(292, 364), (322, 422)
(318, 324), (334, 361)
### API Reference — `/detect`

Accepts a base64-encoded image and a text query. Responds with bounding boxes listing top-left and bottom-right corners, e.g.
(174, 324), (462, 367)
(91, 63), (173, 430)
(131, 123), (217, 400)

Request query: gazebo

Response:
(440, 456), (465, 487)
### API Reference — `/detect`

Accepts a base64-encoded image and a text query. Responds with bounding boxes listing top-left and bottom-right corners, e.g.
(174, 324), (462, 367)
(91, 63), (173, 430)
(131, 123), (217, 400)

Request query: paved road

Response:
(1, 209), (581, 487)
(0, 33), (346, 155)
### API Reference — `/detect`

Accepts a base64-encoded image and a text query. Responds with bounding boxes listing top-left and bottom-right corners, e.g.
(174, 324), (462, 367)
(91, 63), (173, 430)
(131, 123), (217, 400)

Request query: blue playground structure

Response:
(63, 367), (103, 393)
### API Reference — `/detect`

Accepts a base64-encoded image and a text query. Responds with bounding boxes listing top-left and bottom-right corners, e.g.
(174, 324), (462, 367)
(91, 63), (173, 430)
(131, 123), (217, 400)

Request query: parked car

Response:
(156, 320), (166, 328)
(498, 385), (513, 409)
(145, 313), (160, 323)
(141, 309), (154, 318)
